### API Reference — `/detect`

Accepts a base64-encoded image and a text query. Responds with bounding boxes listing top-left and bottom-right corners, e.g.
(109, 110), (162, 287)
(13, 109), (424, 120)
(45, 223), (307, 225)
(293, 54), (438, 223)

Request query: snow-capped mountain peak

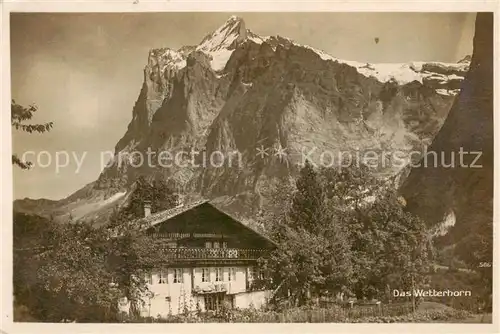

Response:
(148, 47), (186, 70)
(197, 15), (247, 52)
(17, 15), (470, 225)
(149, 15), (469, 91)
(195, 16), (248, 71)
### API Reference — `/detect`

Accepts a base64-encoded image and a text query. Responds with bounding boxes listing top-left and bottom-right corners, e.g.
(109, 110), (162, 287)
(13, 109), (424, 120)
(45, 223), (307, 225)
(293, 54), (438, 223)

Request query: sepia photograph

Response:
(4, 5), (495, 329)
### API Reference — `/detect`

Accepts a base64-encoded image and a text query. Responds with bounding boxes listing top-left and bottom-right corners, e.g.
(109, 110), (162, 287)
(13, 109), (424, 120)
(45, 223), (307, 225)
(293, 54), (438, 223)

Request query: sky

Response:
(11, 12), (476, 200)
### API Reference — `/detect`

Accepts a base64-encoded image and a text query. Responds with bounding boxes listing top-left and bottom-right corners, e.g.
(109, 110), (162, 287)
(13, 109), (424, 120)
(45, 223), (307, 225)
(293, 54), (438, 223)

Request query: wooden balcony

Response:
(160, 247), (267, 263)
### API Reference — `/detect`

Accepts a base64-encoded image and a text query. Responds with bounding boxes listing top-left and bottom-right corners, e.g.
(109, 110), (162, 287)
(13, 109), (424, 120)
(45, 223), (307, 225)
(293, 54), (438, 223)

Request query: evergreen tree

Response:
(108, 176), (178, 228)
(288, 160), (325, 234)
(262, 161), (353, 306)
(263, 162), (432, 306)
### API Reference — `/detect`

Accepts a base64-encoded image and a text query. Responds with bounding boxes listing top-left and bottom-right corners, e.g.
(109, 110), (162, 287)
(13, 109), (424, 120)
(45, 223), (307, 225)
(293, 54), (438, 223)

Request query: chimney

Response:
(176, 194), (186, 208)
(143, 200), (152, 217)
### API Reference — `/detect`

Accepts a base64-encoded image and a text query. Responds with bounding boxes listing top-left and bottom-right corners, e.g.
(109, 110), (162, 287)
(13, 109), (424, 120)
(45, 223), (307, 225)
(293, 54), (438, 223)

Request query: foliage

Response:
(13, 213), (56, 320)
(261, 161), (433, 306)
(352, 191), (432, 300)
(14, 213), (119, 321)
(288, 160), (326, 234)
(428, 268), (486, 312)
(13, 178), (178, 322)
(260, 161), (353, 306)
(103, 176), (179, 314)
(120, 303), (473, 323)
(108, 176), (178, 227)
(11, 100), (53, 169)
(454, 219), (493, 297)
(348, 308), (472, 323)
(13, 302), (39, 322)
(35, 223), (120, 321)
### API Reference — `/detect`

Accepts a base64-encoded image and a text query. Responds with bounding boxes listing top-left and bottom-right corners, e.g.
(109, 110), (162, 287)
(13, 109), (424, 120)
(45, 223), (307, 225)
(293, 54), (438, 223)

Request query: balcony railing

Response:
(160, 247), (267, 260)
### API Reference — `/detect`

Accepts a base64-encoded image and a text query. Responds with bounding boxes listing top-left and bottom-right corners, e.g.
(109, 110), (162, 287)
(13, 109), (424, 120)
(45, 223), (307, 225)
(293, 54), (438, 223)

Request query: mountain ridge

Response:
(14, 16), (470, 227)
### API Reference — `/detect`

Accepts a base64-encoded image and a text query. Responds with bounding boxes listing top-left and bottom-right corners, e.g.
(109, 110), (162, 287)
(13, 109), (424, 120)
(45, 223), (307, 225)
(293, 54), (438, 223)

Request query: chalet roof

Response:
(131, 199), (278, 247)
(134, 199), (210, 227)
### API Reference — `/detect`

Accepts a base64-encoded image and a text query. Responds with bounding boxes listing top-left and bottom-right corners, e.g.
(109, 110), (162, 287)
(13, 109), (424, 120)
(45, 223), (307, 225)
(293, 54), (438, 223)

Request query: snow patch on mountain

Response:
(247, 33), (267, 44)
(207, 49), (235, 71)
(16, 16), (470, 225)
(410, 61), (469, 73)
(196, 16), (245, 71)
(295, 43), (469, 85)
(152, 15), (470, 87)
(197, 16), (242, 51)
(149, 48), (186, 71)
(161, 49), (186, 70)
(436, 88), (461, 96)
(101, 191), (127, 206)
(433, 210), (456, 236)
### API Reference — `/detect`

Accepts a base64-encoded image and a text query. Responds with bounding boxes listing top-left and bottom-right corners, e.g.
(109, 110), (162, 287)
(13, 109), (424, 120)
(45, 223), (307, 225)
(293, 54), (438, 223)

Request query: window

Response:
(202, 268), (210, 282)
(205, 241), (212, 248)
(222, 241), (228, 249)
(173, 269), (183, 283)
(158, 270), (167, 284)
(228, 268), (236, 282)
(215, 268), (223, 282)
(204, 294), (223, 311)
(213, 241), (220, 249)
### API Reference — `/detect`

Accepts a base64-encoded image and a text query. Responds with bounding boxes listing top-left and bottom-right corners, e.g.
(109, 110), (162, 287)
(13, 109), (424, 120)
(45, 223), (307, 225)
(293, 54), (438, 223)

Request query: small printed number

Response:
(479, 262), (491, 267)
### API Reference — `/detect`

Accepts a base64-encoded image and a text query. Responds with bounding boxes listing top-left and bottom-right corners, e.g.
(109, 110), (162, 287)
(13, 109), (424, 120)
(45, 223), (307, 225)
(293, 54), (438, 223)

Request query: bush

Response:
(350, 309), (472, 323)
(14, 303), (38, 322)
(121, 304), (472, 323)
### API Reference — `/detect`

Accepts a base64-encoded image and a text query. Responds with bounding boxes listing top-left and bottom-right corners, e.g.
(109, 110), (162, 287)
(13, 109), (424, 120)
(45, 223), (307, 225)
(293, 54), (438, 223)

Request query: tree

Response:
(34, 222), (119, 321)
(11, 99), (55, 319)
(261, 161), (353, 306)
(11, 100), (53, 169)
(13, 178), (178, 322)
(109, 176), (178, 226)
(13, 212), (118, 322)
(350, 190), (432, 302)
(262, 162), (432, 306)
(454, 219), (493, 311)
(13, 213), (58, 321)
(320, 164), (432, 301)
(288, 160), (326, 234)
(105, 177), (178, 317)
(263, 224), (337, 306)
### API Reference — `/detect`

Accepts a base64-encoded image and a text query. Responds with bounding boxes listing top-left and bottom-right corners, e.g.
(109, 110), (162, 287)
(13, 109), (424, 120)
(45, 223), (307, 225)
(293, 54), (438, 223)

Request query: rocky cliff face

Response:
(14, 15), (470, 222)
(401, 13), (493, 243)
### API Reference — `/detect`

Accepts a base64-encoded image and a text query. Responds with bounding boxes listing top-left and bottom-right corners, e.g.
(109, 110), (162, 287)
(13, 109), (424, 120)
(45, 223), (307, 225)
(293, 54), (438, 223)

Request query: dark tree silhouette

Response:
(11, 100), (53, 169)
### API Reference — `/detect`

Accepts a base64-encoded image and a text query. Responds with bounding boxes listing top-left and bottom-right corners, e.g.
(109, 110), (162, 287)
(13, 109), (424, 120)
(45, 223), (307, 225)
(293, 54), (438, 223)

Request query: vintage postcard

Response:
(2, 1), (498, 333)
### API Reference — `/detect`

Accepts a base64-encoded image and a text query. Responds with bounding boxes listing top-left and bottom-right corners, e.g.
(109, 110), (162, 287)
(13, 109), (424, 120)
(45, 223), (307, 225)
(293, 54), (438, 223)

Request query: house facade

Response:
(117, 200), (276, 317)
